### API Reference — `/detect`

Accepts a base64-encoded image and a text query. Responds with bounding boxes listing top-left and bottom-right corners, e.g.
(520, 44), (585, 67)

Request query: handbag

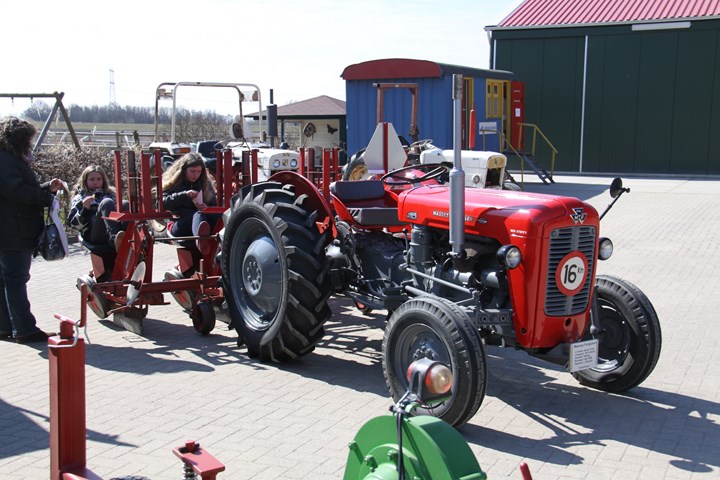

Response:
(36, 220), (65, 261)
(35, 198), (68, 261)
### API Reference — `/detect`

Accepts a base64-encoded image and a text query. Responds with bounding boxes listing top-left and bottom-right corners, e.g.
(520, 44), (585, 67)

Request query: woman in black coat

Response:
(0, 117), (63, 343)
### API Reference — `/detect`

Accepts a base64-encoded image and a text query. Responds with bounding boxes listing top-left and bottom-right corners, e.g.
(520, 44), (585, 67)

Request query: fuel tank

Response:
(398, 185), (595, 243)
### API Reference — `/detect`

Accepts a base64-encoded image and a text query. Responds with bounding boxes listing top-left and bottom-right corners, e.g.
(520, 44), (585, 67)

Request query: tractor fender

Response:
(267, 171), (337, 243)
(343, 414), (486, 480)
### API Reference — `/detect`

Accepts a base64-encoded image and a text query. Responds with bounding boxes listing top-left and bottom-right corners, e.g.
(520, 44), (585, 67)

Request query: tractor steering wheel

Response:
(409, 139), (434, 150)
(381, 163), (449, 186)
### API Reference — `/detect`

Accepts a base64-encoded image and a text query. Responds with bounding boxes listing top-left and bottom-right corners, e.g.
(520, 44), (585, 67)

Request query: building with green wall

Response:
(486, 0), (720, 175)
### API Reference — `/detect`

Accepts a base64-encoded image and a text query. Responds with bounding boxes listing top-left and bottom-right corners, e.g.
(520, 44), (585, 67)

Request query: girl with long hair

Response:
(67, 165), (126, 249)
(162, 153), (219, 253)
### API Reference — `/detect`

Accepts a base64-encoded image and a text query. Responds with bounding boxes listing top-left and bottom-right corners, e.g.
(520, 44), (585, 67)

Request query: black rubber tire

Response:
(221, 182), (333, 362)
(191, 301), (216, 336)
(572, 275), (661, 392)
(382, 296), (487, 427)
(503, 181), (522, 191)
(77, 274), (111, 319)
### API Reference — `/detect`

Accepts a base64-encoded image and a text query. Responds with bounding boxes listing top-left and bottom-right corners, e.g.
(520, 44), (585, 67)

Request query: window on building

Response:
(486, 80), (504, 119)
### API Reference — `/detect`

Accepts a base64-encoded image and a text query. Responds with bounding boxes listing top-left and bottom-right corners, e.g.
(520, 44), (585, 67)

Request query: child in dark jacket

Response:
(67, 165), (125, 249)
(161, 153), (219, 252)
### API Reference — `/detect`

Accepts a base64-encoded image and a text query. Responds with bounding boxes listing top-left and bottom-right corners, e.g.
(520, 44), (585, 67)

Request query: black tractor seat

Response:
(330, 180), (404, 227)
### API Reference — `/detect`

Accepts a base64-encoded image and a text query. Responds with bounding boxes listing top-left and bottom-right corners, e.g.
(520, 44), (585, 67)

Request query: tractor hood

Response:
(397, 185), (598, 242)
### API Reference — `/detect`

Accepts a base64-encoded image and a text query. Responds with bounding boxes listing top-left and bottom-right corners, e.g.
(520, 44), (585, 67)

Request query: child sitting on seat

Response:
(67, 165), (126, 251)
(162, 153), (220, 253)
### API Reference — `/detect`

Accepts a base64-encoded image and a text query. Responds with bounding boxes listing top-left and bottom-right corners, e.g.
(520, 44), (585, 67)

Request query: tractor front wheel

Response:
(221, 182), (333, 362)
(382, 296), (487, 427)
(573, 275), (661, 392)
(191, 300), (216, 336)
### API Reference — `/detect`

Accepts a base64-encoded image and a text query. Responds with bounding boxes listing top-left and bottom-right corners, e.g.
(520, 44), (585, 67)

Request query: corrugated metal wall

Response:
(493, 20), (720, 174)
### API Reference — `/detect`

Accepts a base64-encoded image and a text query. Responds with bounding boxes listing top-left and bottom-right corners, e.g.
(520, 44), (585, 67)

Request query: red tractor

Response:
(219, 80), (661, 427)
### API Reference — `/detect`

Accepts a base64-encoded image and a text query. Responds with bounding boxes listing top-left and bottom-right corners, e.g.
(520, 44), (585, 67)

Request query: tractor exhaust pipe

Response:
(449, 74), (466, 258)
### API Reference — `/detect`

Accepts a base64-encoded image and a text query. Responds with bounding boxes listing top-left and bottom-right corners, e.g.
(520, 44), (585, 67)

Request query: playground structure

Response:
(0, 91), (81, 151)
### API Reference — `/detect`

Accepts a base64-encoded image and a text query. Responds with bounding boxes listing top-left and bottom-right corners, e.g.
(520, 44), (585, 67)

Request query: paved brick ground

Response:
(1, 174), (719, 479)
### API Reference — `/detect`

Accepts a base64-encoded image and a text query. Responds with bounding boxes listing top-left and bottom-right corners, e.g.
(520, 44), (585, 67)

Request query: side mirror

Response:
(406, 358), (452, 404)
(609, 177), (624, 198)
(600, 177), (630, 221)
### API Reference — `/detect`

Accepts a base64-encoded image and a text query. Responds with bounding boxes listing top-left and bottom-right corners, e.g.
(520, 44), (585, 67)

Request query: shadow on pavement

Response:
(462, 348), (718, 474)
(0, 399), (135, 460)
(271, 299), (388, 396)
(78, 316), (265, 375)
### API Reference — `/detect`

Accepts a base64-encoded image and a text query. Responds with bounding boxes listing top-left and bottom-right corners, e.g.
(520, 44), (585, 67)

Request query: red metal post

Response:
(154, 150), (164, 212)
(224, 150), (233, 207)
(251, 150), (259, 185)
(298, 148), (305, 178)
(214, 149), (224, 206)
(113, 151), (123, 213)
(49, 288), (89, 480)
(222, 149), (233, 208)
(140, 152), (152, 214)
(469, 106), (477, 150)
(382, 122), (389, 173)
(322, 148), (330, 200)
(519, 462), (534, 480)
(127, 150), (138, 214)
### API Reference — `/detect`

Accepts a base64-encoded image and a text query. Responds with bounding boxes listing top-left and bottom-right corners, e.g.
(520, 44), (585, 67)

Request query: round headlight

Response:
(290, 159), (298, 168)
(272, 159), (281, 169)
(598, 237), (613, 260)
(497, 245), (522, 269)
(424, 363), (452, 395)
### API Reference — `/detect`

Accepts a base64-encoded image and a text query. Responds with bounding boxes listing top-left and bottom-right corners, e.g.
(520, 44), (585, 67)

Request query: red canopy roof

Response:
(495, 0), (720, 28)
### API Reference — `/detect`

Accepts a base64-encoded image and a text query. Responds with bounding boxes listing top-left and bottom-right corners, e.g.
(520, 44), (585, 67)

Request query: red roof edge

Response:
(341, 59), (443, 80)
(491, 0), (720, 28)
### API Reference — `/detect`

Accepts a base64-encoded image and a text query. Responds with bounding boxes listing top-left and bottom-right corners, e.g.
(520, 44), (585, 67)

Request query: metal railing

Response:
(516, 122), (558, 178)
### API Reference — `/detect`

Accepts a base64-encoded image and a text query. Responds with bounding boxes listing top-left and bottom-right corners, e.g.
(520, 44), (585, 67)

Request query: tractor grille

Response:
(544, 226), (596, 316)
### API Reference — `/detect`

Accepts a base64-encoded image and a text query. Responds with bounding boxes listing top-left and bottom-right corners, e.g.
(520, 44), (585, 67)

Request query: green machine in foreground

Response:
(343, 359), (487, 480)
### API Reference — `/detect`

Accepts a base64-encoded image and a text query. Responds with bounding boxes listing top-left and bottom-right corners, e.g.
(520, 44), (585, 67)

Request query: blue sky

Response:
(1, 0), (521, 116)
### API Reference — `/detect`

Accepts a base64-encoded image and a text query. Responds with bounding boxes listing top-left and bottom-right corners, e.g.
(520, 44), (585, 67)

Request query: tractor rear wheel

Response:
(221, 182), (333, 362)
(382, 296), (487, 427)
(573, 275), (661, 392)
